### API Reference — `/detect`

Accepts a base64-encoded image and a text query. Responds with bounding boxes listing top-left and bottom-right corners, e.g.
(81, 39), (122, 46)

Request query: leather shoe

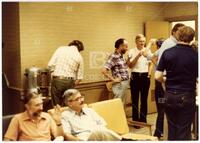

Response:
(133, 125), (141, 129)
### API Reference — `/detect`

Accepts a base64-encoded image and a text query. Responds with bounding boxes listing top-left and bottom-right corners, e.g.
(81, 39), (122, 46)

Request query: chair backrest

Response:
(88, 98), (129, 135)
(2, 114), (14, 139)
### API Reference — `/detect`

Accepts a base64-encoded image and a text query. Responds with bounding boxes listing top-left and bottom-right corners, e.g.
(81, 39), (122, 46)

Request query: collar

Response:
(170, 35), (178, 43)
(114, 51), (123, 58)
(69, 107), (87, 116)
(21, 111), (47, 121)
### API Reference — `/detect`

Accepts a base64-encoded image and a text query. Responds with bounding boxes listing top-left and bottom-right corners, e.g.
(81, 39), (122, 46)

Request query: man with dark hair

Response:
(4, 92), (62, 141)
(48, 40), (84, 107)
(146, 23), (185, 63)
(155, 26), (198, 140)
(102, 38), (129, 105)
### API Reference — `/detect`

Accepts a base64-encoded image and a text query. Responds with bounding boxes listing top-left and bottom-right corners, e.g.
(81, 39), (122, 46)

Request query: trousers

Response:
(51, 78), (75, 106)
(154, 80), (165, 137)
(164, 91), (196, 140)
(130, 72), (150, 122)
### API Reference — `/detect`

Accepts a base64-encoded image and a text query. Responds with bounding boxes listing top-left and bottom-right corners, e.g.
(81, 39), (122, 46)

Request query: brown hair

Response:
(23, 92), (41, 104)
(171, 23), (185, 35)
(177, 26), (195, 43)
(68, 40), (84, 51)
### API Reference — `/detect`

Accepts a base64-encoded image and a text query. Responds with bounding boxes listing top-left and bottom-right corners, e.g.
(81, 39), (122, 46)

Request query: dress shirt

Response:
(128, 47), (150, 73)
(48, 45), (83, 80)
(104, 52), (129, 80)
(4, 111), (57, 141)
(61, 107), (107, 141)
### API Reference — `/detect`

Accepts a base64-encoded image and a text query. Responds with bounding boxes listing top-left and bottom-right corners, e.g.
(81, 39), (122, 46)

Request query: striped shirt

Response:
(104, 52), (129, 80)
(48, 46), (83, 80)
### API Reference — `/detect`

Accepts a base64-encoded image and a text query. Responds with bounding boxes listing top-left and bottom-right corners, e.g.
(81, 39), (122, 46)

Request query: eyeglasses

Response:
(68, 96), (84, 102)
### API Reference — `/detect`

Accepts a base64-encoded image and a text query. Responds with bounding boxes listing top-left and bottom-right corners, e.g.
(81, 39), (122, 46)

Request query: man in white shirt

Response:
(60, 89), (122, 141)
(48, 40), (84, 107)
(127, 34), (153, 126)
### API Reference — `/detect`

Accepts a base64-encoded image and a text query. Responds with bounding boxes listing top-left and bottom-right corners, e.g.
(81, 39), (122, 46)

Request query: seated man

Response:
(60, 89), (122, 141)
(4, 92), (63, 141)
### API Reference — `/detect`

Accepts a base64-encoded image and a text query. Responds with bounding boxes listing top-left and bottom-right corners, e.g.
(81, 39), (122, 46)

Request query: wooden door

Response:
(145, 21), (170, 114)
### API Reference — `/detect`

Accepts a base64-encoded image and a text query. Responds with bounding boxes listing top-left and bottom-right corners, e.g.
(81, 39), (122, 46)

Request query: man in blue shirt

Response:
(155, 26), (198, 140)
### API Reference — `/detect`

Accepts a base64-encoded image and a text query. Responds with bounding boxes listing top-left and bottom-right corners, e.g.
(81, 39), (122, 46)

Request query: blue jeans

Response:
(165, 91), (196, 140)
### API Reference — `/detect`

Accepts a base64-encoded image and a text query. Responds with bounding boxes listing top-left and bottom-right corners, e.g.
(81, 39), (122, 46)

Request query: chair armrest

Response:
(127, 118), (153, 135)
(122, 133), (158, 141)
(127, 118), (153, 128)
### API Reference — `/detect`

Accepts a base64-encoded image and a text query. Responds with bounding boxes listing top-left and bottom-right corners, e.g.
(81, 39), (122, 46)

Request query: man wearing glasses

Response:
(60, 89), (122, 141)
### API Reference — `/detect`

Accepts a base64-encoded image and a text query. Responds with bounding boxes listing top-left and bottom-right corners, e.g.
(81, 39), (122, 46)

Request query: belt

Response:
(132, 72), (148, 76)
(53, 76), (74, 80)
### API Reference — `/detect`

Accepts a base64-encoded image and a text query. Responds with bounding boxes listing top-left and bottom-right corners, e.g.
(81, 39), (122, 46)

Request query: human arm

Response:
(127, 52), (142, 68)
(48, 48), (60, 71)
(155, 70), (165, 83)
(101, 67), (121, 83)
(75, 57), (84, 86)
(148, 62), (153, 78)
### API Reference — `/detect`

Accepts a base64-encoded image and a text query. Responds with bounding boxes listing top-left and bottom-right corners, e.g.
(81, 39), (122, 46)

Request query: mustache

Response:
(33, 110), (42, 117)
(80, 101), (84, 105)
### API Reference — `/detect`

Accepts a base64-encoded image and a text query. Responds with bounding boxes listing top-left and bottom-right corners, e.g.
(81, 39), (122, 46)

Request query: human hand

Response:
(149, 38), (157, 44)
(51, 104), (62, 124)
(112, 77), (122, 83)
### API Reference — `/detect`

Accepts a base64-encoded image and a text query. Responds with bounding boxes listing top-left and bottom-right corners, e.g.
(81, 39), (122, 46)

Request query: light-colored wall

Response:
(19, 2), (165, 86)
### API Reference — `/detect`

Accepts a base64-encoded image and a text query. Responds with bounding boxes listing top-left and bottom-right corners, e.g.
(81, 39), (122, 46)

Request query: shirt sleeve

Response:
(48, 48), (60, 69)
(4, 116), (19, 141)
(77, 56), (84, 80)
(104, 55), (115, 70)
(156, 51), (166, 72)
(61, 113), (72, 135)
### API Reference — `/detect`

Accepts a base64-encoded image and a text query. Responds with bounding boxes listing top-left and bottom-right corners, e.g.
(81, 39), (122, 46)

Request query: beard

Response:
(121, 49), (126, 54)
(32, 110), (42, 117)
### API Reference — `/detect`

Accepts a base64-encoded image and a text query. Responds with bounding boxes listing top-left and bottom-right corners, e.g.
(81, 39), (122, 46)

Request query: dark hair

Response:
(171, 23), (185, 35)
(68, 40), (84, 51)
(156, 38), (165, 49)
(115, 38), (125, 49)
(23, 92), (41, 104)
(177, 26), (195, 43)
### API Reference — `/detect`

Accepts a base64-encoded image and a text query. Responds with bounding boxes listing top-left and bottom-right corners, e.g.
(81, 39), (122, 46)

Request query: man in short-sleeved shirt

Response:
(4, 111), (57, 141)
(102, 38), (129, 105)
(4, 92), (59, 141)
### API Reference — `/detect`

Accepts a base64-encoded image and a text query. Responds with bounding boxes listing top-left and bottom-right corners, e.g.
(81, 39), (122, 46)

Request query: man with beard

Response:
(4, 92), (63, 141)
(60, 89), (122, 141)
(102, 38), (129, 105)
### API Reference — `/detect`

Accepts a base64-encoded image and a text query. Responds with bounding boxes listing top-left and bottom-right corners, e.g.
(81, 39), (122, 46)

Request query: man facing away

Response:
(48, 40), (84, 107)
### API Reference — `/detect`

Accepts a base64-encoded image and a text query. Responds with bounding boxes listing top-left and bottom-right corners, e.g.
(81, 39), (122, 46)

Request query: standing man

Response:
(48, 40), (84, 107)
(102, 38), (129, 105)
(155, 26), (198, 140)
(127, 34), (153, 125)
(146, 23), (185, 63)
(4, 92), (62, 141)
